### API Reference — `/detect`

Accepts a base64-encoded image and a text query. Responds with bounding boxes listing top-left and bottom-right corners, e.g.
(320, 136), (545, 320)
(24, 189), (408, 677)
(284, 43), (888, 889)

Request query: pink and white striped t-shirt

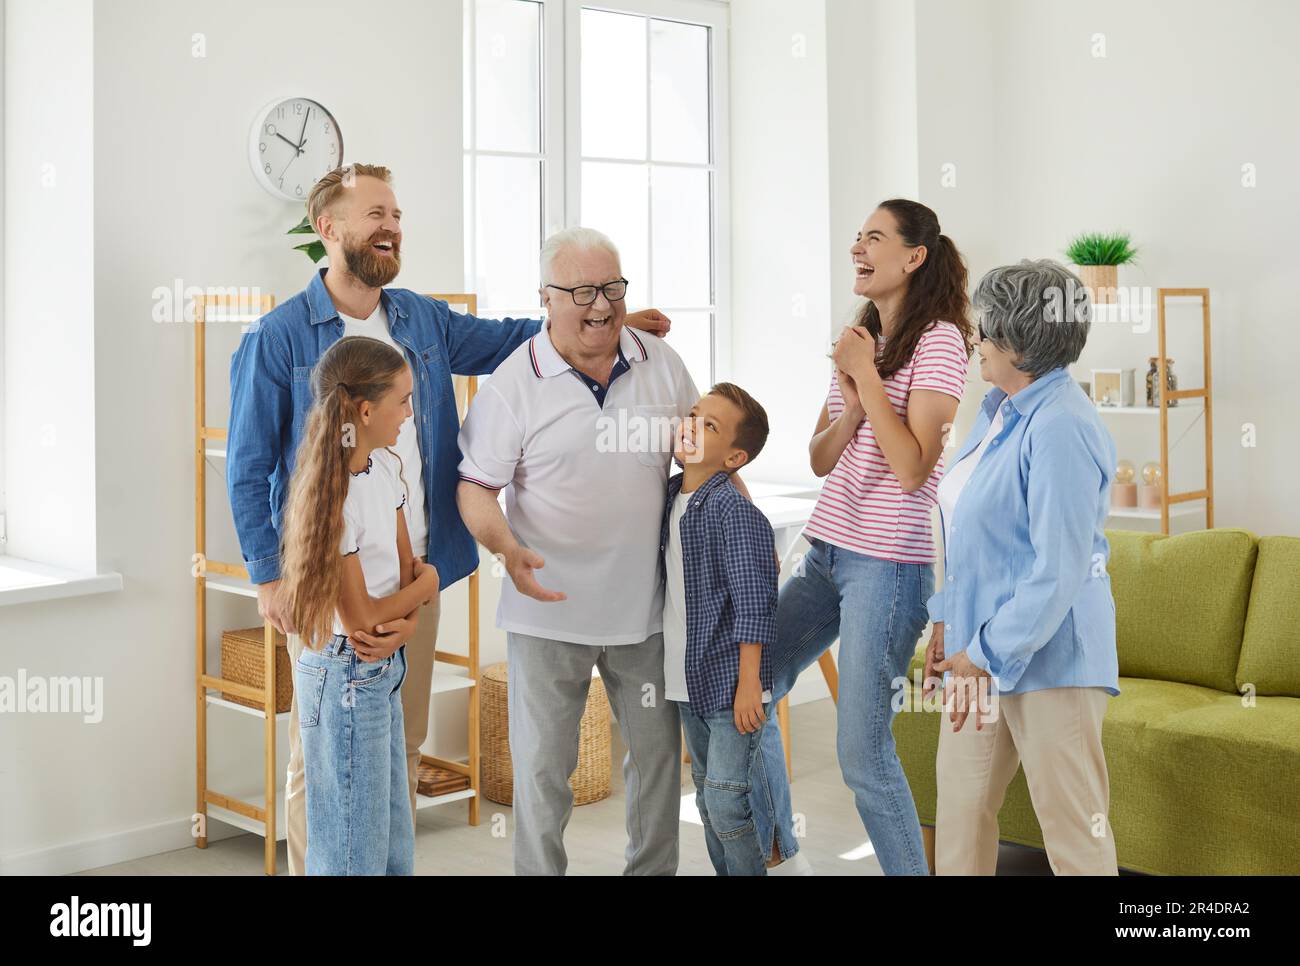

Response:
(802, 320), (969, 564)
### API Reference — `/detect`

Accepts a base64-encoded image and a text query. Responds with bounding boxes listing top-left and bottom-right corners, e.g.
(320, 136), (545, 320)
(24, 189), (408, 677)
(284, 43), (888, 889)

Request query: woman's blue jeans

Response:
(295, 635), (414, 876)
(749, 538), (933, 875)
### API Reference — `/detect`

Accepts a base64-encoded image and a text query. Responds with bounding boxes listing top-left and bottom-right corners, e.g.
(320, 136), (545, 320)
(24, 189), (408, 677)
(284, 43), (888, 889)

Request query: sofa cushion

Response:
(1237, 536), (1300, 697)
(895, 674), (1300, 874)
(1100, 676), (1221, 737)
(1134, 692), (1300, 874)
(1105, 528), (1256, 693)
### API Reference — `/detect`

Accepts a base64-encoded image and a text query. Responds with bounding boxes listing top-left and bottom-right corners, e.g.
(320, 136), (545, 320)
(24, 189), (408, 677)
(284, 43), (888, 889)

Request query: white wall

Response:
(913, 0), (1300, 537)
(726, 0), (833, 490)
(825, 0), (920, 330)
(2, 0), (465, 873)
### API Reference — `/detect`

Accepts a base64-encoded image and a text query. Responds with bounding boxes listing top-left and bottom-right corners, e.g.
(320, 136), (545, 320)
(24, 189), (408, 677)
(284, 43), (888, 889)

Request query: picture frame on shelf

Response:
(1090, 368), (1134, 408)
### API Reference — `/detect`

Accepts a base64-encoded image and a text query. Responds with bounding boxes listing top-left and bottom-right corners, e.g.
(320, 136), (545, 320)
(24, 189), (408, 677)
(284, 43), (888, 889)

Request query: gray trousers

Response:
(507, 631), (681, 875)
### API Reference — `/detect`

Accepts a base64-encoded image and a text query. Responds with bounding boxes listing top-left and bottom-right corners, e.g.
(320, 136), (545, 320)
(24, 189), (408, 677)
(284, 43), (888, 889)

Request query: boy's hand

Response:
(733, 674), (767, 734)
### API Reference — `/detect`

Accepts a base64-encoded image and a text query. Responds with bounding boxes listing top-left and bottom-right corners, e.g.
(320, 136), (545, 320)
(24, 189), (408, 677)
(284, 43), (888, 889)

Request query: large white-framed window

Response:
(463, 0), (728, 390)
(463, 0), (562, 323)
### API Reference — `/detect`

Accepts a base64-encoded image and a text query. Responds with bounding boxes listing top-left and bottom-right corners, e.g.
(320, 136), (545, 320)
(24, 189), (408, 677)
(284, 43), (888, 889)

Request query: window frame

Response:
(464, 0), (730, 382)
(565, 0), (730, 385)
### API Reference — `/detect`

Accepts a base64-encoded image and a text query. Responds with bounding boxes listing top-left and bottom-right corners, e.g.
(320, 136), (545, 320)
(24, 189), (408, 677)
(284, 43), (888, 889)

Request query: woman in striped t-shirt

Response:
(752, 199), (973, 875)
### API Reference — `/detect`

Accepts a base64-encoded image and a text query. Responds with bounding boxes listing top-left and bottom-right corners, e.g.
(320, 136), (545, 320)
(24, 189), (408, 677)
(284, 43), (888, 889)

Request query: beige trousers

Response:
(935, 685), (1118, 876)
(284, 596), (441, 876)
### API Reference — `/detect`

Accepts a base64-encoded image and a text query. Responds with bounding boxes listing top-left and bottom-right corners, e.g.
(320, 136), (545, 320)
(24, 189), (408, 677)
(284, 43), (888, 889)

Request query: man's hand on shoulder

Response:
(626, 308), (671, 337)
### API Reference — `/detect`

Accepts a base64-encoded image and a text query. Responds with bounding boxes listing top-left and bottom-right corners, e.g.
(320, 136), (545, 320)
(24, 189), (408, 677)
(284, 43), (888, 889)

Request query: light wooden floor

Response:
(78, 699), (1054, 876)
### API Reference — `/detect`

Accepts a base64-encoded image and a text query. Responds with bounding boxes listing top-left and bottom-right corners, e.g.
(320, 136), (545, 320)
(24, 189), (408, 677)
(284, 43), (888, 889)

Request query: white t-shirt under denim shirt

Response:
(339, 304), (429, 558)
(334, 447), (411, 637)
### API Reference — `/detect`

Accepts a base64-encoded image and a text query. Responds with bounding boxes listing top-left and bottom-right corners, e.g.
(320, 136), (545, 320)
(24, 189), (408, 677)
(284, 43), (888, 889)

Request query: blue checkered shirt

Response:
(660, 470), (778, 714)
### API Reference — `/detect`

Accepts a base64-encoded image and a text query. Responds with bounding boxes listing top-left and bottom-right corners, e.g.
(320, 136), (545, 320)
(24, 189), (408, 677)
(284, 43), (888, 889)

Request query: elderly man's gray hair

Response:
(974, 258), (1092, 379)
(540, 227), (621, 285)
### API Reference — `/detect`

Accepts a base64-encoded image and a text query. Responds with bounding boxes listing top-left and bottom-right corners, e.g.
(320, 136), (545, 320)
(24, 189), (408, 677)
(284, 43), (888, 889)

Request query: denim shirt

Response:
(226, 267), (541, 588)
(927, 367), (1120, 697)
(659, 470), (778, 714)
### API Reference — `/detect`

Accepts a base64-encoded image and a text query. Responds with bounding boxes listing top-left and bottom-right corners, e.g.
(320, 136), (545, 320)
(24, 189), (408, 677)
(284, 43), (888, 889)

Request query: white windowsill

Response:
(0, 554), (123, 607)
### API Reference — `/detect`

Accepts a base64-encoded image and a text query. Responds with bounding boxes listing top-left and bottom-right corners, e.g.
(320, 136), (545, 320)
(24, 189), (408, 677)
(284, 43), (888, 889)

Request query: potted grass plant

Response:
(1065, 231), (1138, 304)
(288, 213), (326, 263)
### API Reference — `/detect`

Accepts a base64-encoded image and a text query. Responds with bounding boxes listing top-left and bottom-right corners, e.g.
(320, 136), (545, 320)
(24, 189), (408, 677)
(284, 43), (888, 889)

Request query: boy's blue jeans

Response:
(749, 538), (933, 875)
(678, 699), (769, 876)
(295, 635), (414, 876)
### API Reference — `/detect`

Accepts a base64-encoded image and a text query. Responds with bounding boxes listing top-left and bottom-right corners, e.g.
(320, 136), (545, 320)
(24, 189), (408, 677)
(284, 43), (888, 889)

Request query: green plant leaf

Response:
(1065, 231), (1138, 266)
(287, 214), (315, 235)
(293, 240), (327, 263)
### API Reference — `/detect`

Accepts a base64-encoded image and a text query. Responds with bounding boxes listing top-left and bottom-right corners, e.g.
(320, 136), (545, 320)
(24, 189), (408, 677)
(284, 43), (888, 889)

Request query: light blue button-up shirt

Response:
(928, 367), (1120, 696)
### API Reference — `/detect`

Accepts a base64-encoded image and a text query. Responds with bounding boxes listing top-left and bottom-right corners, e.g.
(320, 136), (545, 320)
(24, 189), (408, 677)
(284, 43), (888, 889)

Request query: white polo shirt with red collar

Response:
(457, 322), (699, 646)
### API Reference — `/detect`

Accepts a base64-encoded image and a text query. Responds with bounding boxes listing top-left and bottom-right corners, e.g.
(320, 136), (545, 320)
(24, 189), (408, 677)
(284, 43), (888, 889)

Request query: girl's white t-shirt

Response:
(338, 303), (429, 558)
(334, 447), (411, 636)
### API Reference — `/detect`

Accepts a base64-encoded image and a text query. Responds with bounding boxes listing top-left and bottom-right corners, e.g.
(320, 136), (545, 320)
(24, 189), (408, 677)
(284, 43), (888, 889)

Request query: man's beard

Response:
(341, 229), (402, 288)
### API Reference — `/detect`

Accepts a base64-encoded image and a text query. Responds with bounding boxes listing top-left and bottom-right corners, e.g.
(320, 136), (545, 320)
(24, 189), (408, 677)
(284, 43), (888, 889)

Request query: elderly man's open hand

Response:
(506, 546), (567, 603)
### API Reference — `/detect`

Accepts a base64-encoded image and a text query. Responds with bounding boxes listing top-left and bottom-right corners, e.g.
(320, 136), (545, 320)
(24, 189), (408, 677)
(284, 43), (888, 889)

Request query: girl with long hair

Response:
(280, 335), (440, 876)
(752, 199), (974, 875)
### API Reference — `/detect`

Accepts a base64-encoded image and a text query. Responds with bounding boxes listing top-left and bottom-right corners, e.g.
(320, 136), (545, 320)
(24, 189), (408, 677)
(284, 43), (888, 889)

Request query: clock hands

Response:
(297, 106), (311, 151)
(277, 111), (310, 179)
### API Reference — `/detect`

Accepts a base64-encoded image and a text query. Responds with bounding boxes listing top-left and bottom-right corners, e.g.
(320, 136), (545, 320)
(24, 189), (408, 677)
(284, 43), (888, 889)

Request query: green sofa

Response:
(894, 528), (1300, 875)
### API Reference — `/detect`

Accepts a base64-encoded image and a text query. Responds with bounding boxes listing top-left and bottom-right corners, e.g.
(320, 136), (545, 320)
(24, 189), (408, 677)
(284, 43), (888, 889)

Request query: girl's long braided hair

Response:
(280, 336), (409, 650)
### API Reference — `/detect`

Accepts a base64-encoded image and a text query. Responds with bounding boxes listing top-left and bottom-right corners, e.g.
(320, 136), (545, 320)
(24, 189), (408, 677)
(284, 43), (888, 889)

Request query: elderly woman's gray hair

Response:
(539, 227), (621, 285)
(974, 258), (1092, 378)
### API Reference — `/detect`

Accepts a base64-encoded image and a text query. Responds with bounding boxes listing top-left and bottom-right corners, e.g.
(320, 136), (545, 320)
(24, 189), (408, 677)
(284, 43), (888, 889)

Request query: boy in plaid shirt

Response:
(659, 382), (778, 876)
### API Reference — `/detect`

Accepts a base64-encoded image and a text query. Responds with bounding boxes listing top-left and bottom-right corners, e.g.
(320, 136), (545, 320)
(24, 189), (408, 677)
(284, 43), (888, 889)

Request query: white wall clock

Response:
(248, 96), (343, 202)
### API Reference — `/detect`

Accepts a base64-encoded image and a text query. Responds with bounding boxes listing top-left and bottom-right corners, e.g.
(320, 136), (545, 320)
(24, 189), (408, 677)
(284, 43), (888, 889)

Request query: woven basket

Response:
(481, 661), (611, 807)
(220, 626), (292, 713)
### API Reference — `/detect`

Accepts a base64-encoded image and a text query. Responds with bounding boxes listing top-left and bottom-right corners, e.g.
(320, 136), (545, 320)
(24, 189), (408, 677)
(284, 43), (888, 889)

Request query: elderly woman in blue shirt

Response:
(923, 259), (1120, 875)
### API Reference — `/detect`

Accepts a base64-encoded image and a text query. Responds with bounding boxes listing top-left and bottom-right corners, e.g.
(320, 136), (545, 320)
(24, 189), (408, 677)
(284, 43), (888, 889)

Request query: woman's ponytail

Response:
(854, 201), (974, 378)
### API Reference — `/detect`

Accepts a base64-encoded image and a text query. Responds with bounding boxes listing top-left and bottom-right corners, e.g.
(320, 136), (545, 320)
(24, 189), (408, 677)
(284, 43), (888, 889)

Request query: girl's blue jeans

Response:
(295, 635), (414, 876)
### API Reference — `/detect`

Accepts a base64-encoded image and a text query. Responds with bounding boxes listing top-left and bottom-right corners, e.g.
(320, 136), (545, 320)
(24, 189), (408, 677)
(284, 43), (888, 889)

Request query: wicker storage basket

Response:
(481, 661), (611, 806)
(220, 626), (292, 713)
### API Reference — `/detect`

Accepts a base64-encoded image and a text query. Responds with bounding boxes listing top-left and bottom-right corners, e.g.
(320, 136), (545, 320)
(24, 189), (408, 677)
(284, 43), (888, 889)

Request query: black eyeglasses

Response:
(546, 278), (629, 306)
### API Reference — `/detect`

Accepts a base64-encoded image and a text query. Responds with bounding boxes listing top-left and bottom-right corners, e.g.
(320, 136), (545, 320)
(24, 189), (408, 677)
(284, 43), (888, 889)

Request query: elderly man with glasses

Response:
(456, 227), (707, 875)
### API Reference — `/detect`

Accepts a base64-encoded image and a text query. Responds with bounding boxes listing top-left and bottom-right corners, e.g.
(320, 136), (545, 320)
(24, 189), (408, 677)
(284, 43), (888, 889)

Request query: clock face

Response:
(249, 97), (343, 201)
